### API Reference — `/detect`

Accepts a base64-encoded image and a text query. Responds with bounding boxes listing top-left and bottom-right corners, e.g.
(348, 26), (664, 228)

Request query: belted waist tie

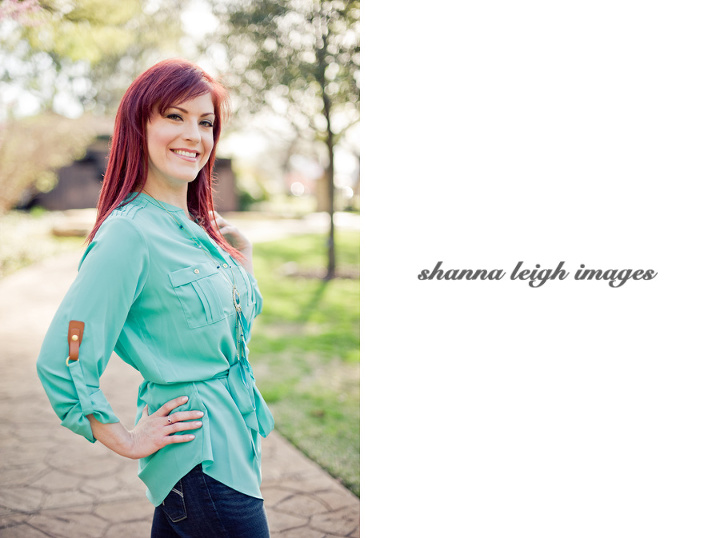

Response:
(136, 361), (274, 506)
(213, 359), (274, 439)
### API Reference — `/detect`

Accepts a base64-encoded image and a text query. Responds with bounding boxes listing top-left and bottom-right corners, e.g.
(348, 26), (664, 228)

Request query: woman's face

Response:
(145, 92), (215, 192)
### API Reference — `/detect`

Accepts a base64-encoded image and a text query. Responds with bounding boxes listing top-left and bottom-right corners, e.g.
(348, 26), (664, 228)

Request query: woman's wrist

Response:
(87, 414), (137, 459)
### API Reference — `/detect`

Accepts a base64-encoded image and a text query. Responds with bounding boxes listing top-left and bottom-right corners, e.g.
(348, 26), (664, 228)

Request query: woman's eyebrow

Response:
(168, 106), (215, 117)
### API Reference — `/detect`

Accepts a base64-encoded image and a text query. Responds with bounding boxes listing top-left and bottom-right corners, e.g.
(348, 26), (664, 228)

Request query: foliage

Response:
(73, 0), (189, 114)
(209, 0), (360, 139)
(0, 0), (187, 116)
(208, 0), (360, 278)
(0, 113), (97, 212)
(251, 231), (360, 495)
(21, 0), (141, 63)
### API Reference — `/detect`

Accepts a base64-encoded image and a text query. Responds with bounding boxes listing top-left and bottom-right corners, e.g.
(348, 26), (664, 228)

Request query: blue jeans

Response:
(151, 465), (270, 538)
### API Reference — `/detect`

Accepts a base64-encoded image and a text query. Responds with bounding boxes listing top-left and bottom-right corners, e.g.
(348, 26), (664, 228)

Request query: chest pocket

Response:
(169, 263), (232, 328)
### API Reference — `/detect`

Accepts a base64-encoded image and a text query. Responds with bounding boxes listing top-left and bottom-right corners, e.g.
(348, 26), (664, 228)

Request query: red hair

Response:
(88, 58), (243, 260)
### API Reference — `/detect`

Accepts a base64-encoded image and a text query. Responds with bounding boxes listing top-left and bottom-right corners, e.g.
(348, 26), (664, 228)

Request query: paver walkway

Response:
(0, 213), (359, 537)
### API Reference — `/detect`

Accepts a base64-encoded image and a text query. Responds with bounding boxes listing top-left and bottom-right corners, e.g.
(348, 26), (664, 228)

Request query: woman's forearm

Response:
(87, 414), (135, 458)
(211, 211), (254, 274)
(240, 246), (254, 275)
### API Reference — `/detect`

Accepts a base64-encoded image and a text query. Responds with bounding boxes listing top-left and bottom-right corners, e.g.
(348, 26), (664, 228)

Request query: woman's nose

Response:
(183, 122), (201, 142)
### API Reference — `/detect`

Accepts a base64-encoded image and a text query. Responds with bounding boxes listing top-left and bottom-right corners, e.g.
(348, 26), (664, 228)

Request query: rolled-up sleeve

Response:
(36, 216), (149, 442)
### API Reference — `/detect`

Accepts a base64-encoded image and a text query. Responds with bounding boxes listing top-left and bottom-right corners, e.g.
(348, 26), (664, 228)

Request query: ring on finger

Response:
(168, 417), (173, 424)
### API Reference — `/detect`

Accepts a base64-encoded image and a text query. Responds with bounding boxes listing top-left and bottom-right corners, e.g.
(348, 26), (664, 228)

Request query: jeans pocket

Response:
(162, 481), (187, 522)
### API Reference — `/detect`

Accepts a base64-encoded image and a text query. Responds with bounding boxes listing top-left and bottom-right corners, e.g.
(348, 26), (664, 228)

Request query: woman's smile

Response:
(171, 148), (200, 160)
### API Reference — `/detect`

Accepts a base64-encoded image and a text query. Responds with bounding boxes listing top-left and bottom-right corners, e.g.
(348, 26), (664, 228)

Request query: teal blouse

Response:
(36, 192), (274, 506)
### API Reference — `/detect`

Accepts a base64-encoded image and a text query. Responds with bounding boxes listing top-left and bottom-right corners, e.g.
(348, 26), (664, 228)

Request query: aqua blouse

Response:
(36, 192), (274, 506)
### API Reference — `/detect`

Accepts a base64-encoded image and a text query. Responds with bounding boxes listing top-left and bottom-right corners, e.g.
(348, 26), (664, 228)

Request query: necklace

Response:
(141, 191), (248, 360)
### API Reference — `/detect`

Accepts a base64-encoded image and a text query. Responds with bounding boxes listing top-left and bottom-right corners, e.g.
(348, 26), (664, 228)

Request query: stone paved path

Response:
(0, 214), (359, 537)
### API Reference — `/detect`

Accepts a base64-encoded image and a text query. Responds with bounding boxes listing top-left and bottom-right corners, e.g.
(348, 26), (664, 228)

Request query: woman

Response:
(36, 58), (274, 537)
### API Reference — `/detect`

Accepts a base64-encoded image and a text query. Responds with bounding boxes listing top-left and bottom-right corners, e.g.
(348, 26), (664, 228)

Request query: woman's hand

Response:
(126, 396), (204, 459)
(212, 211), (254, 274)
(212, 211), (249, 250)
(87, 395), (204, 460)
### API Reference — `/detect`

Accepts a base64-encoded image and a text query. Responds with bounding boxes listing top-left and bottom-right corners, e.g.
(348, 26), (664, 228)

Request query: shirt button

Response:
(194, 269), (199, 274)
(223, 263), (228, 268)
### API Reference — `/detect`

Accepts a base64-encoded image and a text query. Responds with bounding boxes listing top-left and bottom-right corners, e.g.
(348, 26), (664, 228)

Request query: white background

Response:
(362, 1), (720, 536)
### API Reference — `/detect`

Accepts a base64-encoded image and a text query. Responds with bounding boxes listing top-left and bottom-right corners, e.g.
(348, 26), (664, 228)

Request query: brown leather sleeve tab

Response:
(67, 320), (85, 362)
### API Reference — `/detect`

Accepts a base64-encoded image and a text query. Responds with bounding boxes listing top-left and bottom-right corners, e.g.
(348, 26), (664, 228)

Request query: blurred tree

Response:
(71, 0), (188, 115)
(208, 0), (360, 280)
(0, 113), (96, 213)
(0, 0), (186, 117)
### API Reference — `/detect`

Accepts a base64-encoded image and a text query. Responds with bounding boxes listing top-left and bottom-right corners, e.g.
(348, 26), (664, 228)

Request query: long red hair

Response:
(89, 58), (243, 260)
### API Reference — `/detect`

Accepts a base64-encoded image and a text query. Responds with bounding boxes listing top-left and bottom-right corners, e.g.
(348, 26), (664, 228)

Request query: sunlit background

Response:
(0, 0), (360, 501)
(0, 0), (359, 220)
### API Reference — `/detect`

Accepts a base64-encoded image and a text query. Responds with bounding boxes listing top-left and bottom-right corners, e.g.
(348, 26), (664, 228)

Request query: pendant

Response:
(232, 286), (242, 315)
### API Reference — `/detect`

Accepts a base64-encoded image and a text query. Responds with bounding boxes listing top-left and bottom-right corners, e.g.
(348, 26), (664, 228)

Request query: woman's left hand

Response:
(212, 211), (249, 251)
(212, 211), (254, 274)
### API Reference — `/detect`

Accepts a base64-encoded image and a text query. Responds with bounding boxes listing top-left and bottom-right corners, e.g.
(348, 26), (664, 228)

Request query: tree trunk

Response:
(323, 100), (336, 280)
(318, 6), (336, 280)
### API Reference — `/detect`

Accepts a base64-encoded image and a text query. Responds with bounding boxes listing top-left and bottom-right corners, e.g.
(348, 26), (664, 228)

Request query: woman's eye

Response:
(167, 113), (182, 121)
(201, 120), (214, 128)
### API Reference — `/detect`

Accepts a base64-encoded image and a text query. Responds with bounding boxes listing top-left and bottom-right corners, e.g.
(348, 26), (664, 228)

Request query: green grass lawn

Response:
(250, 231), (360, 497)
